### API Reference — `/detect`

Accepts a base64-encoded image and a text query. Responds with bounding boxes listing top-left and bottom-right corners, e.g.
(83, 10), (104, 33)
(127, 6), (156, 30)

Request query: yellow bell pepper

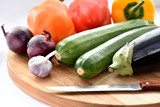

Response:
(112, 0), (155, 23)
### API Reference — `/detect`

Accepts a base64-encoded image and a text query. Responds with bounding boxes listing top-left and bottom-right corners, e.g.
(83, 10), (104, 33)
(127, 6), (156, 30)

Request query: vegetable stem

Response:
(148, 20), (155, 25)
(43, 30), (52, 41)
(128, 0), (145, 19)
(55, 52), (61, 61)
(45, 50), (57, 60)
(108, 42), (135, 76)
(1, 24), (7, 36)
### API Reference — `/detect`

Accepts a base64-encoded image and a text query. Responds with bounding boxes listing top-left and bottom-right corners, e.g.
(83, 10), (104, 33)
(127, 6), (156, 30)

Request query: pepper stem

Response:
(128, 0), (145, 19)
(1, 24), (7, 36)
(108, 42), (135, 76)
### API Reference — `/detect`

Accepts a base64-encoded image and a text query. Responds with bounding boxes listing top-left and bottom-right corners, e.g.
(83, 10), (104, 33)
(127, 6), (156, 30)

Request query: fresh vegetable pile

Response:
(3, 0), (160, 79)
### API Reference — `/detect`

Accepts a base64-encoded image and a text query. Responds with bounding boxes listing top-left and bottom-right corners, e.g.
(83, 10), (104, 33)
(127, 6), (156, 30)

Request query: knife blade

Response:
(46, 81), (160, 92)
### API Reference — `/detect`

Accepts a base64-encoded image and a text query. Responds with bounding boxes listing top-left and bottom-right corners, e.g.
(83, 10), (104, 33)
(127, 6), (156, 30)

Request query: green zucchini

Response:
(75, 26), (158, 79)
(55, 19), (153, 65)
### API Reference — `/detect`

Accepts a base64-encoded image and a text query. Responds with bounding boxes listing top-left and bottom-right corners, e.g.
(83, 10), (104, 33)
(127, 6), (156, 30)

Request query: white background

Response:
(0, 0), (159, 107)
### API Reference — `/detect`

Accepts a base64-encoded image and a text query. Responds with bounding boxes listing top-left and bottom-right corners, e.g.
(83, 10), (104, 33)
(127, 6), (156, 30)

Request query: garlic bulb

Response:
(28, 56), (52, 78)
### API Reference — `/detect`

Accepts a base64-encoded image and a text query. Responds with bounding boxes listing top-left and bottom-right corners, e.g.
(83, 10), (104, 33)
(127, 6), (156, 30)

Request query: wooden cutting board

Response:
(7, 50), (160, 107)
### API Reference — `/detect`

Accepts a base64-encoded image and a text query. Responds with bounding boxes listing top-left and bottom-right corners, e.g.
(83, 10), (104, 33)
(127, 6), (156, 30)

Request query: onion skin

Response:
(1, 25), (33, 54)
(27, 31), (55, 58)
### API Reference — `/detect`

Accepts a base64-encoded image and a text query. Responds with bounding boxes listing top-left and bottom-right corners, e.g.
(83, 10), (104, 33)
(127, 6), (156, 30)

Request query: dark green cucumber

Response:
(75, 26), (158, 79)
(55, 19), (153, 65)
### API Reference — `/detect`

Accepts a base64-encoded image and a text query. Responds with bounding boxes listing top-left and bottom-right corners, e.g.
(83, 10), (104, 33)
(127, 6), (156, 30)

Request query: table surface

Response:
(0, 0), (159, 107)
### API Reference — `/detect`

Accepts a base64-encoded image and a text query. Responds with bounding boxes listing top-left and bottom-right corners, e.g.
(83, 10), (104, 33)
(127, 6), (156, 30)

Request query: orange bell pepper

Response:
(112, 0), (155, 23)
(27, 0), (76, 44)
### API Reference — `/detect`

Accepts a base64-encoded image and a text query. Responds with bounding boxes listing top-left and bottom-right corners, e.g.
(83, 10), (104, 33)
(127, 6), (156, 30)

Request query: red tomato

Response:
(69, 0), (111, 33)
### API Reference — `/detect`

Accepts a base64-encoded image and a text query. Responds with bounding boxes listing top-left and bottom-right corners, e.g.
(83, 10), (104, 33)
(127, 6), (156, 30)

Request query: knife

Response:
(46, 81), (160, 92)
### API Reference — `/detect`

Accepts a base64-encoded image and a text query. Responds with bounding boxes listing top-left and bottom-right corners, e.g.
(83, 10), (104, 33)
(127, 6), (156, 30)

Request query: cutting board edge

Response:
(7, 58), (121, 107)
(6, 51), (160, 107)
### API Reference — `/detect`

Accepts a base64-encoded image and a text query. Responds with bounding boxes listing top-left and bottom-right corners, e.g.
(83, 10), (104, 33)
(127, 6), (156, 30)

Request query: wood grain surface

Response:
(7, 51), (160, 107)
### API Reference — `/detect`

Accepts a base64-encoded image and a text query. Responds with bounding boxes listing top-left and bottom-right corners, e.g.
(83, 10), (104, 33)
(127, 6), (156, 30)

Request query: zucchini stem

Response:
(55, 52), (61, 61)
(148, 20), (155, 25)
(77, 68), (85, 75)
(108, 42), (135, 76)
(128, 0), (145, 19)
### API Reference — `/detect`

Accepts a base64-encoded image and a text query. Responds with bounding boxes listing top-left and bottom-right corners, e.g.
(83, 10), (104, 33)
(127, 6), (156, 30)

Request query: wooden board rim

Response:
(7, 51), (160, 107)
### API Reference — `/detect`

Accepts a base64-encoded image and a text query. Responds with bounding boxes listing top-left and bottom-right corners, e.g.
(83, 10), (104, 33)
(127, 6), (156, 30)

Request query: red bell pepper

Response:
(69, 0), (111, 33)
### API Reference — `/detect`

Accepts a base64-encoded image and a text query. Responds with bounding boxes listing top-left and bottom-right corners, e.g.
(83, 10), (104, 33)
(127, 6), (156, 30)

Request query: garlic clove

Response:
(28, 56), (52, 78)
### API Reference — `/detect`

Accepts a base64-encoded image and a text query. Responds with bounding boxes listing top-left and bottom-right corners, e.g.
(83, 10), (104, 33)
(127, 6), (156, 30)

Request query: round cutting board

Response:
(7, 51), (160, 107)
